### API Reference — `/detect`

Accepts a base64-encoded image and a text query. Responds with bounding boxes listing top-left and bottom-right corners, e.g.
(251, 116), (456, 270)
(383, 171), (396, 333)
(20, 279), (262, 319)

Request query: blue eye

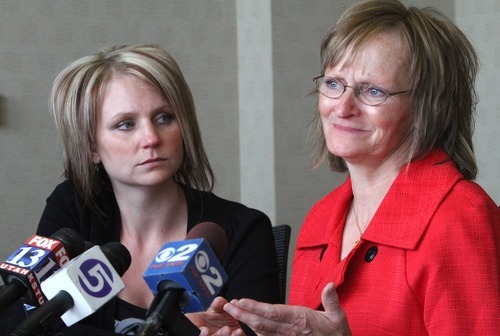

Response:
(157, 113), (174, 124)
(324, 78), (342, 90)
(365, 86), (385, 97)
(117, 120), (134, 130)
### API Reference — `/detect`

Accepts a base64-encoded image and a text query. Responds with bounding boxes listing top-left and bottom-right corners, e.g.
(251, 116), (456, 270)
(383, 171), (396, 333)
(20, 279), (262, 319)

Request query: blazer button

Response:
(365, 246), (378, 262)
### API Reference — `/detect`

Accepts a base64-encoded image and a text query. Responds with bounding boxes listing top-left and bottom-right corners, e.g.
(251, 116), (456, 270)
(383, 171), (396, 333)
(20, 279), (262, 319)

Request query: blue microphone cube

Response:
(143, 238), (227, 312)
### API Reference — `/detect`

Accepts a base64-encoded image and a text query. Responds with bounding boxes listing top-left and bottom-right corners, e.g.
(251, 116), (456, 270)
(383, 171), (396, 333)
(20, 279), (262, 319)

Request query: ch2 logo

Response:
(155, 243), (198, 263)
(78, 259), (114, 298)
(194, 250), (224, 295)
(155, 243), (224, 295)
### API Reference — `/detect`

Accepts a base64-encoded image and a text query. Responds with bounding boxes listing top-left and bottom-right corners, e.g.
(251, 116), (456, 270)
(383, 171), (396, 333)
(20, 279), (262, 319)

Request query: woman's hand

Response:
(222, 282), (351, 336)
(187, 297), (243, 336)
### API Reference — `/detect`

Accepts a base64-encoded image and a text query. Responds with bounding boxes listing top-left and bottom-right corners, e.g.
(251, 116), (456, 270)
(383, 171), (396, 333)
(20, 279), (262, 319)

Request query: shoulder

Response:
(38, 180), (117, 242)
(188, 189), (270, 220)
(448, 178), (498, 209)
(186, 189), (272, 233)
(42, 179), (85, 218)
(48, 179), (80, 200)
(406, 178), (499, 268)
(405, 178), (500, 322)
(430, 179), (499, 237)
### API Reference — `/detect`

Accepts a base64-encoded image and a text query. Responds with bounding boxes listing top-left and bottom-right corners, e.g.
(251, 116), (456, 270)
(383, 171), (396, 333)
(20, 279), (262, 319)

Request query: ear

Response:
(91, 151), (100, 164)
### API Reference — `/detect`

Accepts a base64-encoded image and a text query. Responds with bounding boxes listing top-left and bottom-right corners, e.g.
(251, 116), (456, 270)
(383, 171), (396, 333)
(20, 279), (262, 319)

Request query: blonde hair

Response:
(311, 0), (478, 179)
(51, 44), (214, 213)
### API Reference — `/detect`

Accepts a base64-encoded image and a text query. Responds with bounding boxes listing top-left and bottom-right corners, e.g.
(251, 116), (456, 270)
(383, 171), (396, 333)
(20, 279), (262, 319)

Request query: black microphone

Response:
(11, 242), (131, 336)
(138, 222), (228, 336)
(0, 228), (85, 316)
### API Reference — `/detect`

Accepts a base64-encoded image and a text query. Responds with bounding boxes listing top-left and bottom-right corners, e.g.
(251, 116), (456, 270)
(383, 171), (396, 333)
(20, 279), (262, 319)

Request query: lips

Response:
(324, 115), (364, 132)
(333, 123), (365, 133)
(139, 157), (165, 165)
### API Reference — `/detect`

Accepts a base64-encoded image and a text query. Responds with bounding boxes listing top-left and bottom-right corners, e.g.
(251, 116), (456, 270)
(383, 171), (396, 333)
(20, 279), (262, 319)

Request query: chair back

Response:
(272, 224), (291, 304)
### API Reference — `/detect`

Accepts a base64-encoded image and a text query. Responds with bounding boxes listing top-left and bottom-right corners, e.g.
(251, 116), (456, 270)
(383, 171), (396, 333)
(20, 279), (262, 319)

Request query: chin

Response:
(138, 174), (176, 187)
(328, 145), (355, 158)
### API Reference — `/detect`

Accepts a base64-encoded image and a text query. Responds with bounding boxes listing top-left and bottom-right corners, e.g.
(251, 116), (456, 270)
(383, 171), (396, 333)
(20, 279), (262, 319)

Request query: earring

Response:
(93, 164), (103, 195)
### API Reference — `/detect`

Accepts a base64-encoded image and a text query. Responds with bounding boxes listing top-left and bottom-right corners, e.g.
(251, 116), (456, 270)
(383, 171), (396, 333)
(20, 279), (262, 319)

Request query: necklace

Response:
(352, 205), (363, 246)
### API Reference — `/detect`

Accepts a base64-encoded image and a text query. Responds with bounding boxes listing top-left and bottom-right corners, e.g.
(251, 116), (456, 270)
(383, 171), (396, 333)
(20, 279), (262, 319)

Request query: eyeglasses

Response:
(313, 76), (409, 106)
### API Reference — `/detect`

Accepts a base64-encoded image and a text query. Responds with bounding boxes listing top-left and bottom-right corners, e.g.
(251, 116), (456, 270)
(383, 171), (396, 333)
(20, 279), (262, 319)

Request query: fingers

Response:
(214, 326), (236, 336)
(208, 296), (230, 313)
(222, 286), (350, 336)
(224, 299), (274, 321)
(228, 298), (282, 319)
(200, 325), (236, 336)
(199, 326), (209, 336)
(321, 282), (342, 314)
(321, 282), (351, 334)
(224, 299), (292, 336)
(222, 299), (250, 321)
(224, 299), (271, 333)
(230, 328), (246, 336)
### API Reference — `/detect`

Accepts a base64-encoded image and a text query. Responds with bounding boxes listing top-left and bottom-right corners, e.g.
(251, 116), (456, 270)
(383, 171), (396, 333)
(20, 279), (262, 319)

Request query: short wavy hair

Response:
(310, 0), (478, 179)
(51, 44), (214, 213)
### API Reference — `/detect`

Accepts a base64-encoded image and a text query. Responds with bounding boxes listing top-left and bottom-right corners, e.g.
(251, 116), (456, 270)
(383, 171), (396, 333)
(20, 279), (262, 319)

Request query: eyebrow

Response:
(324, 76), (381, 88)
(105, 104), (173, 123)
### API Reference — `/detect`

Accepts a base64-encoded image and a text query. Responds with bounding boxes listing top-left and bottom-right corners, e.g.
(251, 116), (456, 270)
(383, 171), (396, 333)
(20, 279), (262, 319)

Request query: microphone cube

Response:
(143, 238), (227, 312)
(0, 234), (70, 306)
(40, 246), (125, 326)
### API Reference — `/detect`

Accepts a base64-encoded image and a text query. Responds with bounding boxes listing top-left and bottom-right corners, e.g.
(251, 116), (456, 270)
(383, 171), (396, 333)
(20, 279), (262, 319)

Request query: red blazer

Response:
(290, 149), (500, 335)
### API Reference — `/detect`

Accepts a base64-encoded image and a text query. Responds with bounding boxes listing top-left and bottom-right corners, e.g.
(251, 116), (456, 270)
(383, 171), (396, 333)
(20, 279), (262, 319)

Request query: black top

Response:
(1, 180), (279, 335)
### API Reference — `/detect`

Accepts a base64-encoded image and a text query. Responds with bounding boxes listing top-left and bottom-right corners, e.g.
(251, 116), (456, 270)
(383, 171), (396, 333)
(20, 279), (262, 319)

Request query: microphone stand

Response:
(137, 287), (200, 336)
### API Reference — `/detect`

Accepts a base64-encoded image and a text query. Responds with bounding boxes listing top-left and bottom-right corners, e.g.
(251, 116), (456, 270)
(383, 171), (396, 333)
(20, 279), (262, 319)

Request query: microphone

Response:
(139, 222), (228, 336)
(11, 242), (131, 336)
(0, 228), (85, 315)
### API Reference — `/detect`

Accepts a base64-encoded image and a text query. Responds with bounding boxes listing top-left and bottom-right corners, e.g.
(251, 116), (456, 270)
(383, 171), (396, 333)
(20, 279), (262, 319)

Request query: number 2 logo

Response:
(155, 243), (198, 263)
(195, 250), (224, 295)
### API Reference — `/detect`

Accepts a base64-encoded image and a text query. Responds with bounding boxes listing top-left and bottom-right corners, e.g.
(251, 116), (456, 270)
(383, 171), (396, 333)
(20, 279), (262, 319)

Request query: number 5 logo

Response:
(78, 259), (114, 298)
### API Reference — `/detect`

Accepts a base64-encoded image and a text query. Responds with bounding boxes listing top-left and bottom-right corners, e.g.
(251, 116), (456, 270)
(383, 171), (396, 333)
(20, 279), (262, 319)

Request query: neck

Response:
(347, 160), (402, 228)
(112, 181), (188, 244)
(340, 154), (405, 259)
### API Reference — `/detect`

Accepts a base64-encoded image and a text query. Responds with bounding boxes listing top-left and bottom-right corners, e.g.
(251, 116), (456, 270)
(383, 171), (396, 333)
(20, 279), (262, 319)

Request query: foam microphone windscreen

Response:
(185, 222), (227, 260)
(100, 242), (132, 277)
(49, 228), (86, 260)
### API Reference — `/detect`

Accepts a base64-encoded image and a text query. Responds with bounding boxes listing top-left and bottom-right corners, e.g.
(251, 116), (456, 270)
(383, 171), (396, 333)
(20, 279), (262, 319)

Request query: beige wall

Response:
(0, 0), (241, 257)
(1, 1), (498, 295)
(456, 0), (500, 202)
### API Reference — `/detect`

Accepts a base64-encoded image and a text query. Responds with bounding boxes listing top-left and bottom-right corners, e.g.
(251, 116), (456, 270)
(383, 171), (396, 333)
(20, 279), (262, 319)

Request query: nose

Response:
(141, 122), (161, 148)
(337, 86), (362, 117)
(320, 87), (359, 118)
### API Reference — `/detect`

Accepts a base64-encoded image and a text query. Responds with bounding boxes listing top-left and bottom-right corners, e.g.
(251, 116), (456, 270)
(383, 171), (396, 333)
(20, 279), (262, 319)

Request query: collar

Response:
(297, 149), (464, 251)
